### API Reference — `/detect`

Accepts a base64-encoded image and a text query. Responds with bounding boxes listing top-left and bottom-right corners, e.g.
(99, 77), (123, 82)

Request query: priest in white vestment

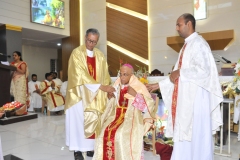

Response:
(60, 81), (68, 98)
(147, 13), (223, 160)
(65, 28), (115, 160)
(28, 74), (42, 111)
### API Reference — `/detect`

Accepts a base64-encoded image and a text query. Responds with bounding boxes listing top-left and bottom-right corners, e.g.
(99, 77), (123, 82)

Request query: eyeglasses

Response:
(119, 73), (131, 77)
(86, 39), (97, 45)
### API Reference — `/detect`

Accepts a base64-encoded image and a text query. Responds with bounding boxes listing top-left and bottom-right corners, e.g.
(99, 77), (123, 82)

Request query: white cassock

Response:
(53, 78), (63, 89)
(65, 84), (100, 151)
(60, 81), (68, 98)
(159, 32), (223, 160)
(28, 80), (42, 111)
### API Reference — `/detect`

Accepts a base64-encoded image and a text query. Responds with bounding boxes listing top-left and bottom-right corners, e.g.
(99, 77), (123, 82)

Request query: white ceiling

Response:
(22, 28), (68, 49)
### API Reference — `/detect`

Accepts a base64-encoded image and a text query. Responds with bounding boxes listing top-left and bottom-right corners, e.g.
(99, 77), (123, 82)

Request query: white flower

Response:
(234, 63), (240, 73)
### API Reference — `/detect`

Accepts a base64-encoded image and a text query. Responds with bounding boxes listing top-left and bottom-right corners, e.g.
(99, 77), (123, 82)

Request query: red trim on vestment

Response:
(171, 44), (187, 129)
(50, 92), (57, 107)
(41, 81), (49, 94)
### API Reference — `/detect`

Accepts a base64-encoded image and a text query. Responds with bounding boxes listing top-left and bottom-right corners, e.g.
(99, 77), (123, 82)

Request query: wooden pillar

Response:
(61, 0), (80, 81)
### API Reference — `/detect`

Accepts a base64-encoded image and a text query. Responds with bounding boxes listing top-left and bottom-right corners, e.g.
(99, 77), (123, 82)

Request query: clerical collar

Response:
(121, 84), (129, 89)
(185, 32), (198, 43)
(86, 49), (94, 57)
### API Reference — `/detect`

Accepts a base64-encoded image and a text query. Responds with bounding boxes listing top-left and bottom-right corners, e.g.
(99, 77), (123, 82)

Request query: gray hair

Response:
(85, 28), (100, 37)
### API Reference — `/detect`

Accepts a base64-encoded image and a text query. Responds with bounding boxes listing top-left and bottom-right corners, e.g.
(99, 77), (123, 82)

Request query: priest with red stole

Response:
(93, 64), (156, 160)
(65, 28), (115, 160)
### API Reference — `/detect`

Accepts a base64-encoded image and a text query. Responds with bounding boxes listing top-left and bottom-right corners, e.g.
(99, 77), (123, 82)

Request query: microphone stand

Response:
(213, 53), (231, 64)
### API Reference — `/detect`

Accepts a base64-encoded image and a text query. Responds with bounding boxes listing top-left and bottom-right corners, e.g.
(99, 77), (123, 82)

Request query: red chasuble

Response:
(103, 86), (129, 160)
(87, 56), (96, 139)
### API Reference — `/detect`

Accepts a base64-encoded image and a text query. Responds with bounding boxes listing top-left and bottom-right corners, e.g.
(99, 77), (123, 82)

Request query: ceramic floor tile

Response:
(1, 112), (240, 160)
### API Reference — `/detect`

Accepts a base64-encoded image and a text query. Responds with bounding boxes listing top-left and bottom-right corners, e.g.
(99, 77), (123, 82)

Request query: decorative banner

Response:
(31, 0), (65, 29)
(193, 0), (207, 20)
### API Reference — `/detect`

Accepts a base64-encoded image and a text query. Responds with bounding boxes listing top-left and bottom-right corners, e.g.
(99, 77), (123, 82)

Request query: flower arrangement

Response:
(221, 59), (240, 98)
(135, 65), (149, 84)
(144, 117), (173, 147)
(233, 59), (240, 93)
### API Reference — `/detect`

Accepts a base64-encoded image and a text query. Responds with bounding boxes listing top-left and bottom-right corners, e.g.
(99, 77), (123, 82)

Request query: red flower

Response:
(238, 71), (240, 76)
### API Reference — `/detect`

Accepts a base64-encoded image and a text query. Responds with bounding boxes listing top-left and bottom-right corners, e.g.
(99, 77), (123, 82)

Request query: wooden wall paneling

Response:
(106, 0), (147, 15)
(107, 8), (148, 59)
(57, 48), (62, 79)
(61, 0), (80, 81)
(107, 46), (148, 76)
(167, 30), (234, 52)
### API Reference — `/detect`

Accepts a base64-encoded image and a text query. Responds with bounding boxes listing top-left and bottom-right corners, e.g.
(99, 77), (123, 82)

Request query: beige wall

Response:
(22, 45), (57, 81)
(149, 0), (240, 75)
(0, 0), (70, 36)
(81, 0), (107, 56)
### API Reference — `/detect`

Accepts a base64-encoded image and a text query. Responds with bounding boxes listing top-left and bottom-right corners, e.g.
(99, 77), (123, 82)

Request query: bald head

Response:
(120, 65), (134, 85)
(179, 13), (196, 30)
(176, 13), (195, 38)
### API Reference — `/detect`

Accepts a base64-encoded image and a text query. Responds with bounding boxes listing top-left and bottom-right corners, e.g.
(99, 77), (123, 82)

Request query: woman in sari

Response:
(10, 51), (29, 115)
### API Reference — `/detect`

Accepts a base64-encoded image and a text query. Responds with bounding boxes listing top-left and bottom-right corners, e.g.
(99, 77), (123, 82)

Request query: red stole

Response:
(87, 56), (96, 139)
(171, 43), (187, 130)
(87, 56), (96, 80)
(103, 86), (128, 160)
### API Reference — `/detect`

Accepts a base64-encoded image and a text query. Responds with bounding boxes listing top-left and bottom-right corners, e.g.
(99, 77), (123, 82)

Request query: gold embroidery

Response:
(87, 62), (94, 78)
(106, 106), (127, 159)
(106, 141), (113, 159)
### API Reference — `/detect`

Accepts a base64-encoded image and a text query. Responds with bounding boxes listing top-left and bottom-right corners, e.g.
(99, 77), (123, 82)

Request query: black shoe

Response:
(87, 151), (94, 157)
(74, 151), (84, 160)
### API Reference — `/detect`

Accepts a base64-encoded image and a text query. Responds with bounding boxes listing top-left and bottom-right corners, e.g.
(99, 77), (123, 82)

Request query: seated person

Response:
(51, 71), (63, 91)
(60, 80), (68, 98)
(93, 64), (156, 160)
(28, 74), (42, 111)
(150, 69), (162, 76)
(40, 73), (65, 113)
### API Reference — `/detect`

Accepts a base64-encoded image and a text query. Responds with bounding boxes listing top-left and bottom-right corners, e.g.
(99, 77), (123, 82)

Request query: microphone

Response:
(0, 53), (11, 58)
(213, 53), (231, 63)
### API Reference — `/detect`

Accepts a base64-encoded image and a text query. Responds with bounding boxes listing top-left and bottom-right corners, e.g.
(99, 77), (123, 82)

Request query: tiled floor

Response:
(0, 113), (239, 160)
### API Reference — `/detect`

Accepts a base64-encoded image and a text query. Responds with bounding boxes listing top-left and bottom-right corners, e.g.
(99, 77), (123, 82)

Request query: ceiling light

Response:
(107, 41), (149, 65)
(57, 43), (61, 46)
(106, 3), (148, 21)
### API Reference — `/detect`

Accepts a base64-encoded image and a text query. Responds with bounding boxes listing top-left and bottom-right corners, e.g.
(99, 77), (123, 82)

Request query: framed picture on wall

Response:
(31, 0), (65, 29)
(193, 0), (207, 20)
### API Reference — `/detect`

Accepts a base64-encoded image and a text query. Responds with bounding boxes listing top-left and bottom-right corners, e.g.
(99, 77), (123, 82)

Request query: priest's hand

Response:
(170, 69), (180, 83)
(128, 86), (137, 97)
(146, 83), (159, 92)
(100, 85), (115, 93)
(36, 89), (41, 94)
(51, 82), (55, 88)
(107, 92), (115, 99)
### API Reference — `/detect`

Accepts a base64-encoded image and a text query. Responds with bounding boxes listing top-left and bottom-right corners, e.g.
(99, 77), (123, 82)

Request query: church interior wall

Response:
(81, 0), (107, 56)
(22, 45), (58, 81)
(149, 0), (240, 75)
